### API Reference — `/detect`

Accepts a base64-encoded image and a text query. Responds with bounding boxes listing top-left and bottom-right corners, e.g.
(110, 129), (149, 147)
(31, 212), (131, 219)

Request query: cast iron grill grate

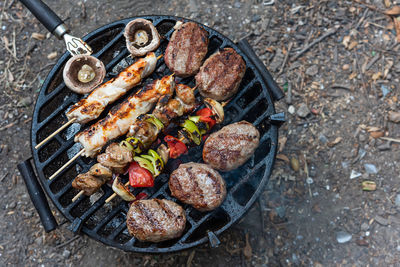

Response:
(29, 15), (282, 252)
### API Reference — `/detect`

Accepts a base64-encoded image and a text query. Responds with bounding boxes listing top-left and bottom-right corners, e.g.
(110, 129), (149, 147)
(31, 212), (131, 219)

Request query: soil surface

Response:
(1, 0), (400, 266)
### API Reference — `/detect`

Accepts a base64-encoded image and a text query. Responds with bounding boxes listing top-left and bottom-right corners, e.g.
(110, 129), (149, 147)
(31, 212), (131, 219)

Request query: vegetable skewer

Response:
(48, 74), (175, 180)
(35, 53), (162, 150)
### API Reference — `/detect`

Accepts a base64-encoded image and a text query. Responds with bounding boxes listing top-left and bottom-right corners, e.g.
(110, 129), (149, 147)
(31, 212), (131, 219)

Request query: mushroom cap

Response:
(63, 55), (106, 94)
(124, 18), (160, 57)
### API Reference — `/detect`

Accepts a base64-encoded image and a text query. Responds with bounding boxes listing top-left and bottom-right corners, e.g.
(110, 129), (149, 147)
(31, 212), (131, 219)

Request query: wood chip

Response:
(370, 131), (384, 139)
(388, 111), (400, 123)
(47, 52), (58, 60)
(327, 137), (342, 147)
(243, 233), (252, 260)
(276, 154), (289, 162)
(31, 32), (46, 40)
(348, 41), (358, 50)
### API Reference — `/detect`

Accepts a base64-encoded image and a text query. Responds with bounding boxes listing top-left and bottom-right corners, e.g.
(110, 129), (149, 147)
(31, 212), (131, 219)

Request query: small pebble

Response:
(63, 250), (71, 258)
(319, 133), (328, 144)
(288, 105), (295, 114)
(306, 177), (313, 184)
(336, 231), (352, 243)
(342, 64), (350, 70)
(306, 65), (318, 76)
(364, 163), (378, 174)
(296, 103), (310, 118)
(360, 222), (369, 231)
(375, 215), (389, 226)
(395, 194), (400, 206)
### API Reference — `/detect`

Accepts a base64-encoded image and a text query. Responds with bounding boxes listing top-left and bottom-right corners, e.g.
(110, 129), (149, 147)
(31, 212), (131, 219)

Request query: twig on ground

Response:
(380, 137), (400, 143)
(278, 42), (293, 75)
(292, 26), (340, 61)
(331, 84), (352, 91)
(55, 236), (80, 249)
(354, 52), (368, 95)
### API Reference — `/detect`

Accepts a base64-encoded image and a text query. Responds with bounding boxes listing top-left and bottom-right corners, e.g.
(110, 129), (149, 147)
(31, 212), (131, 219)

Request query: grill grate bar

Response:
(93, 205), (123, 233)
(40, 139), (75, 170)
(92, 32), (125, 58)
(53, 180), (72, 198)
(108, 222), (127, 240)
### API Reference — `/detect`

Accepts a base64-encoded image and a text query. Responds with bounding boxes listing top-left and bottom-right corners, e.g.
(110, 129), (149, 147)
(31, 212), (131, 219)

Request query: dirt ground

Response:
(1, 0), (400, 266)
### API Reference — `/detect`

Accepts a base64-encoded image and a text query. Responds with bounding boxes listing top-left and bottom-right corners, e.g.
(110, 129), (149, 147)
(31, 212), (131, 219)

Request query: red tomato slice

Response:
(196, 108), (216, 128)
(128, 162), (154, 187)
(164, 135), (188, 159)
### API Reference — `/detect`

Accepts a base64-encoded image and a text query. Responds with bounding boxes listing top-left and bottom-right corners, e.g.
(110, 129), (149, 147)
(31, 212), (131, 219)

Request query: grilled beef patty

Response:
(164, 22), (209, 77)
(203, 121), (260, 171)
(126, 199), (186, 242)
(169, 162), (226, 211)
(195, 48), (246, 101)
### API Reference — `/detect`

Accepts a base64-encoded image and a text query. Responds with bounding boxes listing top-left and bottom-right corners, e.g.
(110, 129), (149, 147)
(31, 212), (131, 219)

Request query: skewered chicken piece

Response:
(75, 74), (175, 157)
(66, 52), (159, 124)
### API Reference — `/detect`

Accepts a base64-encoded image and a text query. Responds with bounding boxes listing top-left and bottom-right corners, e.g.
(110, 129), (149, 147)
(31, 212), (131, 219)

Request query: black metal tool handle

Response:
(17, 159), (58, 232)
(19, 0), (64, 34)
(238, 39), (284, 101)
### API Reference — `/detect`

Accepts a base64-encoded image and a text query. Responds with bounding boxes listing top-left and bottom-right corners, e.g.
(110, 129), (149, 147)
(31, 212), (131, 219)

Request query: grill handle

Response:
(17, 159), (58, 233)
(19, 0), (64, 35)
(238, 39), (285, 101)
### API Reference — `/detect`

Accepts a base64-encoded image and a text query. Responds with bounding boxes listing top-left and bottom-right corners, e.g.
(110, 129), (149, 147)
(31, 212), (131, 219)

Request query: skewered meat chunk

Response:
(97, 143), (133, 173)
(126, 199), (186, 242)
(169, 162), (226, 211)
(66, 52), (158, 124)
(75, 74), (175, 157)
(203, 121), (260, 171)
(165, 22), (209, 77)
(175, 84), (195, 105)
(195, 48), (246, 101)
(72, 173), (104, 195)
(88, 163), (112, 180)
(128, 118), (159, 148)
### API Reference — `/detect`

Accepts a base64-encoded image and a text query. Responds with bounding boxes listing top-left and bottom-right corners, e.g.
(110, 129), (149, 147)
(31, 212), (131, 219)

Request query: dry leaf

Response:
(7, 70), (14, 83)
(342, 35), (351, 48)
(47, 52), (58, 60)
(388, 111), (400, 123)
(276, 154), (290, 162)
(372, 72), (382, 81)
(383, 5), (400, 15)
(348, 41), (358, 50)
(243, 233), (252, 260)
(278, 136), (287, 152)
(31, 32), (46, 40)
(327, 137), (342, 147)
(384, 0), (392, 8)
(370, 131), (384, 138)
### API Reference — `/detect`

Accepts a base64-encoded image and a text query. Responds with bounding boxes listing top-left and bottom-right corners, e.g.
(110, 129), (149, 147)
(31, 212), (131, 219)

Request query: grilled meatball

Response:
(126, 199), (186, 242)
(195, 48), (246, 101)
(203, 121), (260, 171)
(165, 22), (209, 77)
(72, 173), (104, 195)
(169, 162), (226, 211)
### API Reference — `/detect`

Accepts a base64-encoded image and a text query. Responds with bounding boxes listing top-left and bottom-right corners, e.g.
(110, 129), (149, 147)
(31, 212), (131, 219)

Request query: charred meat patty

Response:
(165, 22), (209, 77)
(203, 121), (260, 171)
(169, 162), (226, 211)
(126, 199), (186, 242)
(195, 48), (246, 101)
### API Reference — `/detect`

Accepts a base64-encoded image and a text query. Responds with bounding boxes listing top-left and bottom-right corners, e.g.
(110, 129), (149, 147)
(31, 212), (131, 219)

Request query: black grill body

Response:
(18, 15), (284, 252)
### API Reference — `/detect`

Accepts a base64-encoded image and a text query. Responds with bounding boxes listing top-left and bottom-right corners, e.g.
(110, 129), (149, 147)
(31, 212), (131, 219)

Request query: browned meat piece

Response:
(126, 199), (186, 242)
(195, 48), (246, 101)
(128, 119), (159, 148)
(203, 121), (260, 171)
(169, 162), (226, 211)
(88, 163), (112, 181)
(165, 22), (209, 77)
(175, 84), (195, 105)
(97, 143), (133, 173)
(72, 173), (104, 195)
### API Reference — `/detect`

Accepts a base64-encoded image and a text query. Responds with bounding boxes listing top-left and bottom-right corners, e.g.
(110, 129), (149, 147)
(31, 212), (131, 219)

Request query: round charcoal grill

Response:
(18, 15), (285, 252)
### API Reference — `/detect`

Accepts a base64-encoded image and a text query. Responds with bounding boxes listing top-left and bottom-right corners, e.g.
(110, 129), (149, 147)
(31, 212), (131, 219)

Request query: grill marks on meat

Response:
(196, 48), (246, 101)
(75, 75), (175, 157)
(203, 121), (260, 171)
(165, 22), (209, 77)
(169, 163), (226, 211)
(66, 52), (157, 124)
(126, 199), (186, 242)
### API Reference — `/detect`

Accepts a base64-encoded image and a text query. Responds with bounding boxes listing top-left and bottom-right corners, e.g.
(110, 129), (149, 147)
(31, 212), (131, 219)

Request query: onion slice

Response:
(112, 176), (136, 201)
(203, 98), (224, 124)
